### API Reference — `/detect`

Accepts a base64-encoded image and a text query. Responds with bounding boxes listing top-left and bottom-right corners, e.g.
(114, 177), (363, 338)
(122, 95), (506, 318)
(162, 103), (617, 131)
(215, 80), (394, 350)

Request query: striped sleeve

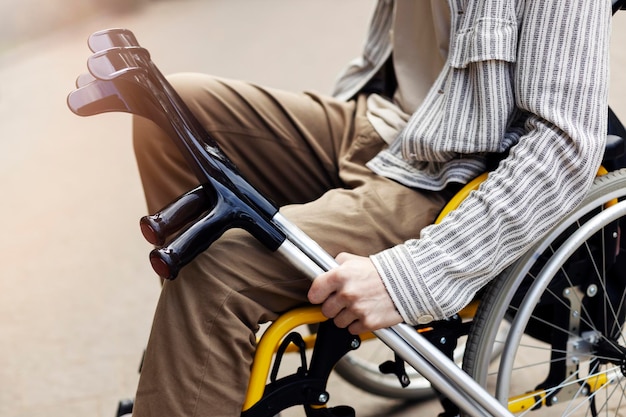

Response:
(371, 0), (611, 325)
(331, 0), (394, 101)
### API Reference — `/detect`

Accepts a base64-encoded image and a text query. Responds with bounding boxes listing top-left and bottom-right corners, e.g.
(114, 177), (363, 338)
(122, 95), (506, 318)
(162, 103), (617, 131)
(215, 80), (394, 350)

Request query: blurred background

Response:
(0, 1), (411, 416)
(2, 1), (626, 417)
(0, 0), (149, 52)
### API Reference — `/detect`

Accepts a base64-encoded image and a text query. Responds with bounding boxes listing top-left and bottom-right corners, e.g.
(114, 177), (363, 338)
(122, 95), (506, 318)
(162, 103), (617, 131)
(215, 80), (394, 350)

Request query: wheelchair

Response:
(67, 2), (626, 415)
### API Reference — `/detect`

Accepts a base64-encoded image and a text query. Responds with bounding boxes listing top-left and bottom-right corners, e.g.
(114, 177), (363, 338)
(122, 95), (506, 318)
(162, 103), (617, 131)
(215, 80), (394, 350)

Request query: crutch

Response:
(68, 28), (513, 417)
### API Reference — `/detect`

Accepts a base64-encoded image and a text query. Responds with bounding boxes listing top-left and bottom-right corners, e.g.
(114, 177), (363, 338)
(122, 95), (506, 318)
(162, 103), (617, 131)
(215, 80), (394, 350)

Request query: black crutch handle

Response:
(149, 183), (285, 280)
(68, 29), (287, 278)
(140, 186), (215, 247)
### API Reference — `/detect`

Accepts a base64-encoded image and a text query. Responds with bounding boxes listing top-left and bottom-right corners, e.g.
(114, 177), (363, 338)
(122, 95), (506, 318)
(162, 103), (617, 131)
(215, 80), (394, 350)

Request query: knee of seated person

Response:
(132, 73), (224, 150)
(166, 72), (207, 96)
(131, 72), (205, 138)
(166, 72), (224, 108)
(132, 113), (170, 165)
(130, 75), (200, 162)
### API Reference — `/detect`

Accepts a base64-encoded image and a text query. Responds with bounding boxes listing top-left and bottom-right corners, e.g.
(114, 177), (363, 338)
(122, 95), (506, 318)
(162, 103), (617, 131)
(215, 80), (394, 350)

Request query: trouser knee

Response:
(131, 86), (201, 213)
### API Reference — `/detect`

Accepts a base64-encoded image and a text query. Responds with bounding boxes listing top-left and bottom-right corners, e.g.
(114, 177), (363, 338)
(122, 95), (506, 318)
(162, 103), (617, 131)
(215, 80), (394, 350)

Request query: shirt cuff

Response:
(370, 244), (444, 325)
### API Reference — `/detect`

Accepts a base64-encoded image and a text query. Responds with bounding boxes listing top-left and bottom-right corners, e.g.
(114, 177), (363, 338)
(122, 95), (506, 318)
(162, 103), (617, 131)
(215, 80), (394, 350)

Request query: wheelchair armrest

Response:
(436, 133), (625, 225)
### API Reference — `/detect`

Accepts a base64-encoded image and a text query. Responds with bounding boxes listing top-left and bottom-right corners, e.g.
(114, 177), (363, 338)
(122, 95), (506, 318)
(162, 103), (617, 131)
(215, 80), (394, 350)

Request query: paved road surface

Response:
(2, 1), (626, 416)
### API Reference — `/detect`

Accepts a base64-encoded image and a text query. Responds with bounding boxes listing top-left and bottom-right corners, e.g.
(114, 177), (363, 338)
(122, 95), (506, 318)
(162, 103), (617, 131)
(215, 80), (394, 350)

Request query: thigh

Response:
(284, 176), (448, 260)
(156, 73), (357, 206)
(151, 95), (446, 312)
(177, 169), (447, 316)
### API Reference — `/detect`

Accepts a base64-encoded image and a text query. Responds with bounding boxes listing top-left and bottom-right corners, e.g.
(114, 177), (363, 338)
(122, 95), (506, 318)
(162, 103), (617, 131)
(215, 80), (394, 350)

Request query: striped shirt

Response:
(333, 0), (611, 325)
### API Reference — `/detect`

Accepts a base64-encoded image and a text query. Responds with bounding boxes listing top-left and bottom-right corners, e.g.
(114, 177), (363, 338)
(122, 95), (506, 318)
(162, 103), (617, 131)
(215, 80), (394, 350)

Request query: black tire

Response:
(463, 169), (626, 416)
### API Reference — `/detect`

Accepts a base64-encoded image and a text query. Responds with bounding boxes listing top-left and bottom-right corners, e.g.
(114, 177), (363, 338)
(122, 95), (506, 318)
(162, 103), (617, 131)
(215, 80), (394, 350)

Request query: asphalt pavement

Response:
(2, 1), (626, 417)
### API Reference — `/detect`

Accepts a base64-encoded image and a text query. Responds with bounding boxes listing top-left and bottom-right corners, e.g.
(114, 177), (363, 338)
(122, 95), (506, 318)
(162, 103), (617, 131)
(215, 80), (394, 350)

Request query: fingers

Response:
(333, 309), (389, 335)
(307, 270), (335, 305)
(307, 252), (403, 334)
(320, 297), (363, 335)
(307, 252), (351, 305)
(318, 292), (344, 319)
(334, 252), (353, 263)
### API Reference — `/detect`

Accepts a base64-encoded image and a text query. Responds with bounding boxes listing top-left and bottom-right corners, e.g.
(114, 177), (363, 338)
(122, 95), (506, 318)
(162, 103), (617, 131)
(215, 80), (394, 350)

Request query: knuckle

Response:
(336, 252), (350, 263)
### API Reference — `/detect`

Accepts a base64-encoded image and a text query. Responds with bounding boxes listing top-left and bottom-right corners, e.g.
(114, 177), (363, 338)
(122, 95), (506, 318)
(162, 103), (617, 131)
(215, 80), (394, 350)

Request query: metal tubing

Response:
(275, 240), (326, 278)
(274, 219), (513, 417)
(272, 213), (337, 271)
(392, 324), (513, 417)
(376, 326), (494, 417)
(496, 200), (626, 402)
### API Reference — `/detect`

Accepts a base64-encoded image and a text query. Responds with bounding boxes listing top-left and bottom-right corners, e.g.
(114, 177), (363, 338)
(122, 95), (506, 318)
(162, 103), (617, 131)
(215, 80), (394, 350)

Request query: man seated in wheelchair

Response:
(130, 1), (613, 416)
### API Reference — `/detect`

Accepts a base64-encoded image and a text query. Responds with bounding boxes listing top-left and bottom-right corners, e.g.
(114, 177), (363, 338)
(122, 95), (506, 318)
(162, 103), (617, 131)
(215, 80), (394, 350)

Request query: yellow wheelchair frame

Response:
(243, 165), (619, 416)
(242, 172), (490, 412)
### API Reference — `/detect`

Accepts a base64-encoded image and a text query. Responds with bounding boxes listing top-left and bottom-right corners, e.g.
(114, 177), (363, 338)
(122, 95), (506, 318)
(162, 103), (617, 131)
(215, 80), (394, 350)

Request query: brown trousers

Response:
(131, 73), (447, 417)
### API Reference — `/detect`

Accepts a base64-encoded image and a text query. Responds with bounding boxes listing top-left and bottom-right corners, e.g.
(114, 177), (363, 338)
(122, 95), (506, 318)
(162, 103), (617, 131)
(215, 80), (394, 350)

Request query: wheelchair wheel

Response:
(463, 168), (626, 416)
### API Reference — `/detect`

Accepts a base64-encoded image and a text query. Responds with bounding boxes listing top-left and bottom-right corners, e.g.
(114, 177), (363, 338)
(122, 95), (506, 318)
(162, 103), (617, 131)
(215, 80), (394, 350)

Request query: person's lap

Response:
(131, 73), (446, 416)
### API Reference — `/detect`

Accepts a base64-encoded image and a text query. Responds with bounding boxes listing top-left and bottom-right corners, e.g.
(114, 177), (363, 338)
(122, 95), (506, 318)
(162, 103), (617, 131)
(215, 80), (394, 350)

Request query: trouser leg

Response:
(131, 74), (447, 417)
(132, 73), (355, 214)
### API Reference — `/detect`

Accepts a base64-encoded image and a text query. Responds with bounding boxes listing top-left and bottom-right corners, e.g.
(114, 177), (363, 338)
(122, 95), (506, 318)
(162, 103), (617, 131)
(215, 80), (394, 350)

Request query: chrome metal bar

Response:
(272, 213), (337, 270)
(275, 240), (326, 278)
(393, 323), (512, 417)
(274, 215), (513, 417)
(377, 326), (494, 416)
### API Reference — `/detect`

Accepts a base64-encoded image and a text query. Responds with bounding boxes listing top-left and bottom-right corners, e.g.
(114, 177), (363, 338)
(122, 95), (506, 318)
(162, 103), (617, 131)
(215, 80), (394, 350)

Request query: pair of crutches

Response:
(67, 28), (515, 417)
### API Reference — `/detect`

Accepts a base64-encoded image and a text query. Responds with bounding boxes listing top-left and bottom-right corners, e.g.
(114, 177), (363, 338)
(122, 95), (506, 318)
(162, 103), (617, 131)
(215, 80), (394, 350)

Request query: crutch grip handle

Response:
(149, 190), (285, 280)
(140, 186), (215, 246)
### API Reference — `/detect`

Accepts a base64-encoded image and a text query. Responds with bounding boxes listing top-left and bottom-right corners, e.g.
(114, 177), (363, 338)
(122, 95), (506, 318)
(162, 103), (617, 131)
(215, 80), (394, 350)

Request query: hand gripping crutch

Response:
(67, 28), (513, 417)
